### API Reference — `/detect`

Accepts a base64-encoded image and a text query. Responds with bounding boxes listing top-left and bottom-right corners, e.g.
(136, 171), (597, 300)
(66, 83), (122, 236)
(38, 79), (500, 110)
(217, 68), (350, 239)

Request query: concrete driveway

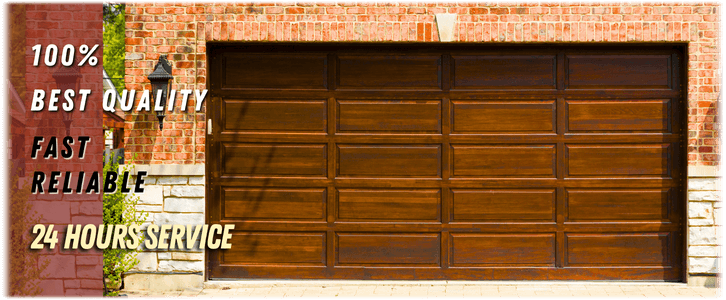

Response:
(121, 281), (719, 297)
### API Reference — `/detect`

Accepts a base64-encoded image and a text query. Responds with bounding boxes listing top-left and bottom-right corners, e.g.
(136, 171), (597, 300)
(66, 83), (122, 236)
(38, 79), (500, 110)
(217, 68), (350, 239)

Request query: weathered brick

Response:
(80, 280), (104, 289)
(41, 255), (76, 279)
(64, 280), (81, 289)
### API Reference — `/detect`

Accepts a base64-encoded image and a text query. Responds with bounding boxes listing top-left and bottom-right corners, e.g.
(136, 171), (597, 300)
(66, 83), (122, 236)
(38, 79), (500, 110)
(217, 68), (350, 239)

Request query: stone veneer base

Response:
(123, 165), (720, 291)
(124, 273), (204, 291)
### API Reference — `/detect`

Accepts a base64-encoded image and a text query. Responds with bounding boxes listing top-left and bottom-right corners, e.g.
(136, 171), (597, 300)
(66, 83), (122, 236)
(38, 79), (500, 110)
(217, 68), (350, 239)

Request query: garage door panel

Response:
(222, 187), (326, 221)
(566, 189), (672, 222)
(567, 144), (671, 177)
(336, 233), (441, 266)
(338, 55), (442, 89)
(451, 189), (555, 222)
(445, 178), (677, 189)
(223, 100), (327, 133)
(224, 221), (674, 234)
(208, 265), (679, 280)
(209, 45), (684, 281)
(221, 53), (328, 89)
(450, 233), (556, 266)
(566, 55), (671, 89)
(451, 100), (556, 133)
(337, 189), (441, 222)
(451, 55), (556, 89)
(223, 144), (327, 177)
(565, 233), (673, 266)
(452, 145), (556, 178)
(337, 145), (441, 178)
(337, 100), (441, 133)
(222, 232), (326, 266)
(567, 100), (671, 132)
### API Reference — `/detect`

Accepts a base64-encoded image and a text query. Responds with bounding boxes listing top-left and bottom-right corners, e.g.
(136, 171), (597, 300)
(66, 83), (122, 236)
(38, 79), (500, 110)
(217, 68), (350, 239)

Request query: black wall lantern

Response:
(147, 55), (174, 130)
(52, 65), (81, 136)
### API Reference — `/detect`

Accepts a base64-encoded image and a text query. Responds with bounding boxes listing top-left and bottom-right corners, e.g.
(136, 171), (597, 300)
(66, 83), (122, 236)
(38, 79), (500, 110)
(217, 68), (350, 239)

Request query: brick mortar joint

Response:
(123, 2), (723, 165)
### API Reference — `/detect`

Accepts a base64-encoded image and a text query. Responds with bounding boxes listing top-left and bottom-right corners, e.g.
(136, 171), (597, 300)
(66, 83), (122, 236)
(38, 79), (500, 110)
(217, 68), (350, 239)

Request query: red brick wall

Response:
(124, 2), (720, 166)
(21, 4), (104, 296)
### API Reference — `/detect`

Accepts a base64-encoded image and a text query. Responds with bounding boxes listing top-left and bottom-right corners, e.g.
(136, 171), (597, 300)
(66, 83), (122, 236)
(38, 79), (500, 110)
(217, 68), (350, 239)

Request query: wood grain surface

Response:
(206, 44), (685, 281)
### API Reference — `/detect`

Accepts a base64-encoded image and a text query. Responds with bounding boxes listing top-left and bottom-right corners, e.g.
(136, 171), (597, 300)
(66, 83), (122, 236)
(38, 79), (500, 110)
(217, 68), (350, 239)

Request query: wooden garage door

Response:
(206, 44), (685, 280)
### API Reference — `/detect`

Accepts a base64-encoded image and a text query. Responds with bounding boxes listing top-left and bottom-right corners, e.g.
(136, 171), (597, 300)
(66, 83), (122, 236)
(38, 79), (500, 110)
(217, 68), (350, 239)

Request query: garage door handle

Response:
(207, 119), (212, 135)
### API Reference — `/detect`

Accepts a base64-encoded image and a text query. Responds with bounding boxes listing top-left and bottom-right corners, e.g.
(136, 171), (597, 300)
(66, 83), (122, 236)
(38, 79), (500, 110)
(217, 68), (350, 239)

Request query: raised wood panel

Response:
(209, 44), (685, 281)
(337, 100), (441, 133)
(223, 188), (326, 220)
(223, 144), (327, 177)
(567, 100), (670, 132)
(452, 100), (555, 133)
(567, 55), (671, 89)
(337, 233), (440, 265)
(450, 233), (556, 266)
(337, 189), (441, 222)
(338, 145), (441, 178)
(567, 189), (671, 222)
(452, 55), (556, 89)
(224, 100), (326, 132)
(567, 144), (671, 177)
(566, 233), (672, 266)
(337, 55), (442, 89)
(222, 232), (326, 265)
(452, 145), (556, 177)
(222, 54), (327, 89)
(451, 189), (555, 222)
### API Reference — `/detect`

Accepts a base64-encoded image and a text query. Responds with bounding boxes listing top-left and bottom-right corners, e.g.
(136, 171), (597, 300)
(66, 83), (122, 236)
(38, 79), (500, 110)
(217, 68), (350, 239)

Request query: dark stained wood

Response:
(565, 233), (672, 266)
(567, 144), (671, 177)
(337, 100), (441, 133)
(567, 189), (671, 221)
(337, 145), (441, 177)
(337, 189), (441, 221)
(450, 233), (556, 266)
(567, 100), (670, 132)
(222, 232), (326, 265)
(221, 221), (678, 234)
(337, 55), (442, 89)
(452, 55), (556, 89)
(222, 144), (327, 177)
(566, 55), (671, 89)
(452, 100), (555, 133)
(207, 44), (685, 281)
(224, 100), (326, 132)
(222, 188), (326, 220)
(452, 145), (556, 177)
(451, 189), (555, 222)
(221, 53), (327, 89)
(337, 233), (440, 265)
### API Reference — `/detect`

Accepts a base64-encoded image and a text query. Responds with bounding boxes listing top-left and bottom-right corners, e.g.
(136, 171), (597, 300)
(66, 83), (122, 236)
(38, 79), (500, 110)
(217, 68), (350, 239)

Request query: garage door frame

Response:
(205, 43), (688, 281)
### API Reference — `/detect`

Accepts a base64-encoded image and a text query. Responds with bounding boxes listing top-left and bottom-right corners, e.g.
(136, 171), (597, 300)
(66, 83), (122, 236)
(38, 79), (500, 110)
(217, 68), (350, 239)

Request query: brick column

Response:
(17, 4), (104, 296)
